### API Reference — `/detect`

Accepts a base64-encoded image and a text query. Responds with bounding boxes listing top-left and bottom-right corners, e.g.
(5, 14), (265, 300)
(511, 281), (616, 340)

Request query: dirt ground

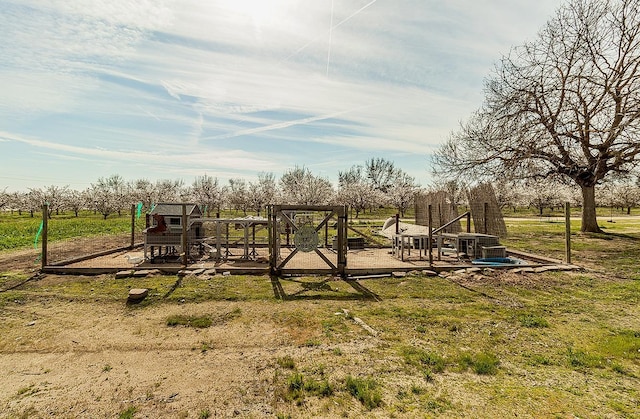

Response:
(0, 243), (385, 418)
(0, 272), (382, 418)
(0, 247), (44, 274)
(1, 297), (282, 417)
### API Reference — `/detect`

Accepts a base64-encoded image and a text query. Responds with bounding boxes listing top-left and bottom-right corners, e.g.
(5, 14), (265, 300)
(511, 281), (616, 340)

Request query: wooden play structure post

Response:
(565, 202), (571, 264)
(269, 205), (347, 277)
(325, 212), (329, 247)
(41, 204), (48, 269)
(181, 204), (188, 267)
(337, 206), (347, 275)
(267, 205), (273, 270)
(215, 217), (222, 261)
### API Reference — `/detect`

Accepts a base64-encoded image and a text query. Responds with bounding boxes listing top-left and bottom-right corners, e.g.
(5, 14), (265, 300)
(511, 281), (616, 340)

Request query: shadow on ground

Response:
(270, 275), (381, 301)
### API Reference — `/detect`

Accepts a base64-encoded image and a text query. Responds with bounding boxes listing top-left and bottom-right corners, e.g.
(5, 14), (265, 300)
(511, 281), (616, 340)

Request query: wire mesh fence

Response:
(32, 203), (523, 274)
(44, 205), (147, 266)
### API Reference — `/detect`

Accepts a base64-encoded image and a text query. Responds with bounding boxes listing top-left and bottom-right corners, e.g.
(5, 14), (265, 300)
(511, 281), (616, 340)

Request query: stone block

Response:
(128, 288), (148, 302)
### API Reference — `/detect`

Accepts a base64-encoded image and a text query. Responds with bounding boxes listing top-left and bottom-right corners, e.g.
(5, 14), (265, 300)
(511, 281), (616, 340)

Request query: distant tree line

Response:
(0, 158), (421, 219)
(426, 176), (640, 218)
(3, 161), (640, 222)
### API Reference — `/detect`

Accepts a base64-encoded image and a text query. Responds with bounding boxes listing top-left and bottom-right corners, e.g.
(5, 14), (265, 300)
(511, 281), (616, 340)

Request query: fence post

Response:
(267, 205), (273, 274)
(41, 204), (48, 269)
(428, 204), (433, 266)
(483, 202), (489, 234)
(565, 202), (571, 264)
(130, 204), (135, 249)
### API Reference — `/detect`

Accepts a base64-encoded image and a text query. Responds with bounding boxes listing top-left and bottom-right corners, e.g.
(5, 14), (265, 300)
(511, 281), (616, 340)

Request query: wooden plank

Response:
(314, 248), (336, 269)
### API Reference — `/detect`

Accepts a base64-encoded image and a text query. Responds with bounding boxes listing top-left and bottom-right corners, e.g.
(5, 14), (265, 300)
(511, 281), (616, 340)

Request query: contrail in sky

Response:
(333, 0), (378, 30)
(285, 0), (378, 62)
(200, 105), (374, 141)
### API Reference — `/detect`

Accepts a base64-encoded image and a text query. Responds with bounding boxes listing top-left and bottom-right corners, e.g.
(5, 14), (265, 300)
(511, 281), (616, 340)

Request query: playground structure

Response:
(143, 203), (204, 262)
(38, 185), (573, 276)
(142, 203), (270, 264)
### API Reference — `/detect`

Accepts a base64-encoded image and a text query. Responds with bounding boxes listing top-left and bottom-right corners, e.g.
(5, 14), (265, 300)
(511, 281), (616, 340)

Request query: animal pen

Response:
(38, 197), (572, 277)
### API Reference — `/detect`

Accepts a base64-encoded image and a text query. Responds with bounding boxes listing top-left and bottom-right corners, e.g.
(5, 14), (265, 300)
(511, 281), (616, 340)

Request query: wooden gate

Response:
(268, 205), (347, 276)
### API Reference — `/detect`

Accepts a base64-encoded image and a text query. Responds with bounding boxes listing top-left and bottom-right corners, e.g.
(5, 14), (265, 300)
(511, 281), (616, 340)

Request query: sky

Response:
(0, 0), (561, 192)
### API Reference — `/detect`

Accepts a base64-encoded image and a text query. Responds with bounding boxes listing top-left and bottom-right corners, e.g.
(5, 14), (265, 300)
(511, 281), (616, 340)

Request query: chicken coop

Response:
(143, 203), (204, 262)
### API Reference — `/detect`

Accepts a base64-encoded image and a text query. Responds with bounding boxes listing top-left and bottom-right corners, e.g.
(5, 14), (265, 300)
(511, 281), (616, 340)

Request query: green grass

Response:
(399, 346), (446, 373)
(470, 352), (500, 375)
(0, 210), (137, 251)
(566, 346), (605, 370)
(2, 275), (273, 306)
(166, 315), (212, 328)
(518, 312), (549, 328)
(345, 375), (383, 410)
(504, 217), (640, 279)
(276, 370), (334, 406)
(276, 355), (296, 369)
(118, 406), (137, 419)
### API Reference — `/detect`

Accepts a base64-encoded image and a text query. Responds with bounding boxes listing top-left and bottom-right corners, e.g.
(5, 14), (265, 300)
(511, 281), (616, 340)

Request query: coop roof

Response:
(378, 217), (429, 239)
(150, 203), (202, 217)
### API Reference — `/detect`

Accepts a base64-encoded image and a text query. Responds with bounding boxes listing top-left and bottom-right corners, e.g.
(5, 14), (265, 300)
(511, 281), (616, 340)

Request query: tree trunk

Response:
(580, 184), (602, 233)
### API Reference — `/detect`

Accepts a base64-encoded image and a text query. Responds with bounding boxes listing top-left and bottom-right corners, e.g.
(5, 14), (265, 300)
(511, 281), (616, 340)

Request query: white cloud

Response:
(0, 0), (562, 190)
(0, 131), (281, 172)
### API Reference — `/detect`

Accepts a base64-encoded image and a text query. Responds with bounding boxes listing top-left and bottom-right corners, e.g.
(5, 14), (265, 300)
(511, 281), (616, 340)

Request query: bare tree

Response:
(0, 188), (8, 211)
(365, 157), (399, 193)
(387, 172), (418, 217)
(337, 165), (380, 218)
(279, 166), (334, 205)
(522, 179), (569, 216)
(598, 178), (640, 215)
(64, 188), (89, 217)
(129, 179), (158, 211)
(247, 172), (276, 216)
(89, 175), (128, 220)
(42, 185), (70, 217)
(228, 178), (249, 215)
(155, 179), (185, 204)
(190, 174), (222, 216)
(435, 0), (640, 232)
